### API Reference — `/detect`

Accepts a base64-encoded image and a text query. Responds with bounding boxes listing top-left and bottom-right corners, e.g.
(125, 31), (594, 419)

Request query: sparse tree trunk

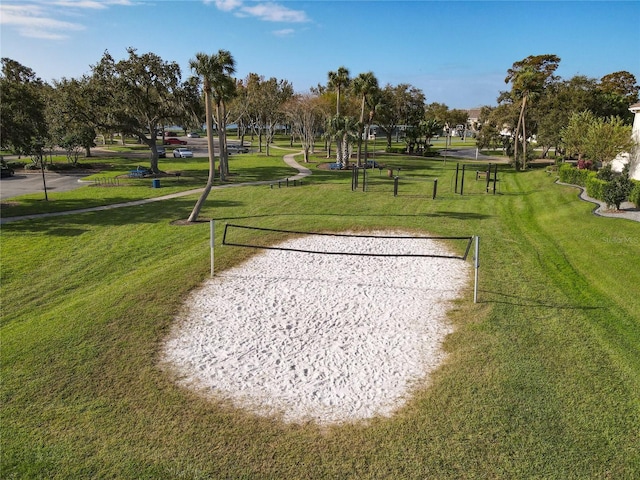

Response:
(514, 96), (527, 171)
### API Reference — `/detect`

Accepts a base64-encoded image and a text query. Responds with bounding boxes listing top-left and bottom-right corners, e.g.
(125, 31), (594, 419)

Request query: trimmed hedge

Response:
(558, 162), (636, 208)
(586, 176), (607, 200)
(558, 163), (595, 187)
(629, 180), (640, 208)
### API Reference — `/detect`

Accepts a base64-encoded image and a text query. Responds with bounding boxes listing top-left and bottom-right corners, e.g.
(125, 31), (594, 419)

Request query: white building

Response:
(612, 102), (640, 180)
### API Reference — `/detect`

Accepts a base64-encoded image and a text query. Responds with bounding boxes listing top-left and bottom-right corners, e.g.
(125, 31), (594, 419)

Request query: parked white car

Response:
(173, 147), (193, 158)
(227, 144), (249, 154)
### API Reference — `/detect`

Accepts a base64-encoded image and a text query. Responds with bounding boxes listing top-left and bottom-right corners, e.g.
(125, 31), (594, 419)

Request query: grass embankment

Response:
(1, 152), (639, 478)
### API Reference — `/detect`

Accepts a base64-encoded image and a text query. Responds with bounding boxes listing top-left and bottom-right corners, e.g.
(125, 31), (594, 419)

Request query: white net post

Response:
(473, 236), (479, 303)
(210, 220), (215, 277)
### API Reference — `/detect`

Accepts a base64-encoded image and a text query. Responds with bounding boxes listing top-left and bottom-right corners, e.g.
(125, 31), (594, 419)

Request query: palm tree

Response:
(331, 115), (358, 168)
(327, 66), (350, 116)
(352, 72), (379, 166)
(208, 50), (236, 180)
(187, 50), (236, 223)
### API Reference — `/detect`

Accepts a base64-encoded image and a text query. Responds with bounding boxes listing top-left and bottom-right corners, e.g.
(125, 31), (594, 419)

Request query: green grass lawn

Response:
(1, 150), (639, 478)
(1, 152), (299, 218)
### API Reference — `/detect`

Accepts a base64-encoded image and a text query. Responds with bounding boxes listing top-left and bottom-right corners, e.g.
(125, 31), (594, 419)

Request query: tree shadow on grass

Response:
(1, 198), (243, 235)
(424, 211), (492, 220)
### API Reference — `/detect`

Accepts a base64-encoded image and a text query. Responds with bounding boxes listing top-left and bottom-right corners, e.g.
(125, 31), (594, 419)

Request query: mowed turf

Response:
(1, 152), (639, 478)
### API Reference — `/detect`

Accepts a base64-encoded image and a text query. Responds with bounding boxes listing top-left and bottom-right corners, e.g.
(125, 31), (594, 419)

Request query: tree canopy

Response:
(90, 48), (193, 173)
(0, 58), (48, 156)
(2, 49), (638, 183)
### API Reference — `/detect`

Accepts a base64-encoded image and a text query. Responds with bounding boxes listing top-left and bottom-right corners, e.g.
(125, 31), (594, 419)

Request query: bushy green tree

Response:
(90, 48), (192, 173)
(376, 84), (425, 148)
(561, 110), (596, 161)
(47, 77), (97, 158)
(0, 58), (48, 157)
(584, 116), (633, 166)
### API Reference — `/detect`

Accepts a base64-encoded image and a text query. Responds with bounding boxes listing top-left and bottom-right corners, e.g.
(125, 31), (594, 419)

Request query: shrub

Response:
(586, 176), (607, 200)
(558, 163), (575, 183)
(596, 164), (614, 181)
(577, 159), (593, 170)
(385, 146), (406, 154)
(629, 180), (640, 208)
(602, 173), (633, 210)
(6, 161), (26, 170)
(558, 163), (594, 186)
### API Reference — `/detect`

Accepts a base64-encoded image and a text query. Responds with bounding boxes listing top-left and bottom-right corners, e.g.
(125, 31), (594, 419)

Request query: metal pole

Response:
(40, 154), (49, 201)
(455, 163), (459, 193)
(474, 236), (479, 303)
(362, 165), (366, 192)
(210, 220), (215, 277)
(493, 163), (498, 195)
(433, 178), (438, 199)
(485, 163), (491, 192)
(460, 164), (466, 196)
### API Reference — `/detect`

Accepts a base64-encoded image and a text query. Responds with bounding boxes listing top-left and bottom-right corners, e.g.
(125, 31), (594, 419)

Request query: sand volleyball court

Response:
(162, 231), (470, 425)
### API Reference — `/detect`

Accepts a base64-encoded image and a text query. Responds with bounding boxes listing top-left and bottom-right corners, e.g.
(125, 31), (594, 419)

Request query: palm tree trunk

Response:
(188, 90), (216, 222)
(363, 123), (370, 163)
(356, 96), (366, 166)
(216, 101), (228, 181)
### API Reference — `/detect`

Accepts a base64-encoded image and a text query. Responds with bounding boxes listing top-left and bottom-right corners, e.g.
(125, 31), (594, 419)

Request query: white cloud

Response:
(0, 4), (85, 39)
(0, 0), (132, 40)
(240, 2), (308, 23)
(211, 0), (243, 12)
(273, 28), (294, 37)
(50, 1), (109, 9)
(51, 0), (134, 7)
(205, 0), (309, 23)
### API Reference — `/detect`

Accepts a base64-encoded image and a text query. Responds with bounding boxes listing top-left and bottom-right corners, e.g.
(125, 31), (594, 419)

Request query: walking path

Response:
(0, 151), (310, 224)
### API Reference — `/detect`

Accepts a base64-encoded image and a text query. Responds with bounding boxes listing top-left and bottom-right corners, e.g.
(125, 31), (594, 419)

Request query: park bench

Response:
(128, 166), (151, 178)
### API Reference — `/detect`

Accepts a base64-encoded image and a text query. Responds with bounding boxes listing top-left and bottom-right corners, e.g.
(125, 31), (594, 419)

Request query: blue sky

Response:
(1, 0), (638, 109)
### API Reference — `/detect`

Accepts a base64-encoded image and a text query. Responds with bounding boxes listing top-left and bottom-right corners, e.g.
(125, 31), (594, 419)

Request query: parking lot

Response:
(0, 171), (89, 200)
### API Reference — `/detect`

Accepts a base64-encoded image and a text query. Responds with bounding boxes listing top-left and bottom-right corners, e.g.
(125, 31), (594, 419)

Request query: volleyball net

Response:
(221, 224), (474, 260)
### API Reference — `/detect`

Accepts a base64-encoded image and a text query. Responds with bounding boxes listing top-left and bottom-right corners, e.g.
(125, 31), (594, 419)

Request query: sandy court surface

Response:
(161, 231), (470, 425)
